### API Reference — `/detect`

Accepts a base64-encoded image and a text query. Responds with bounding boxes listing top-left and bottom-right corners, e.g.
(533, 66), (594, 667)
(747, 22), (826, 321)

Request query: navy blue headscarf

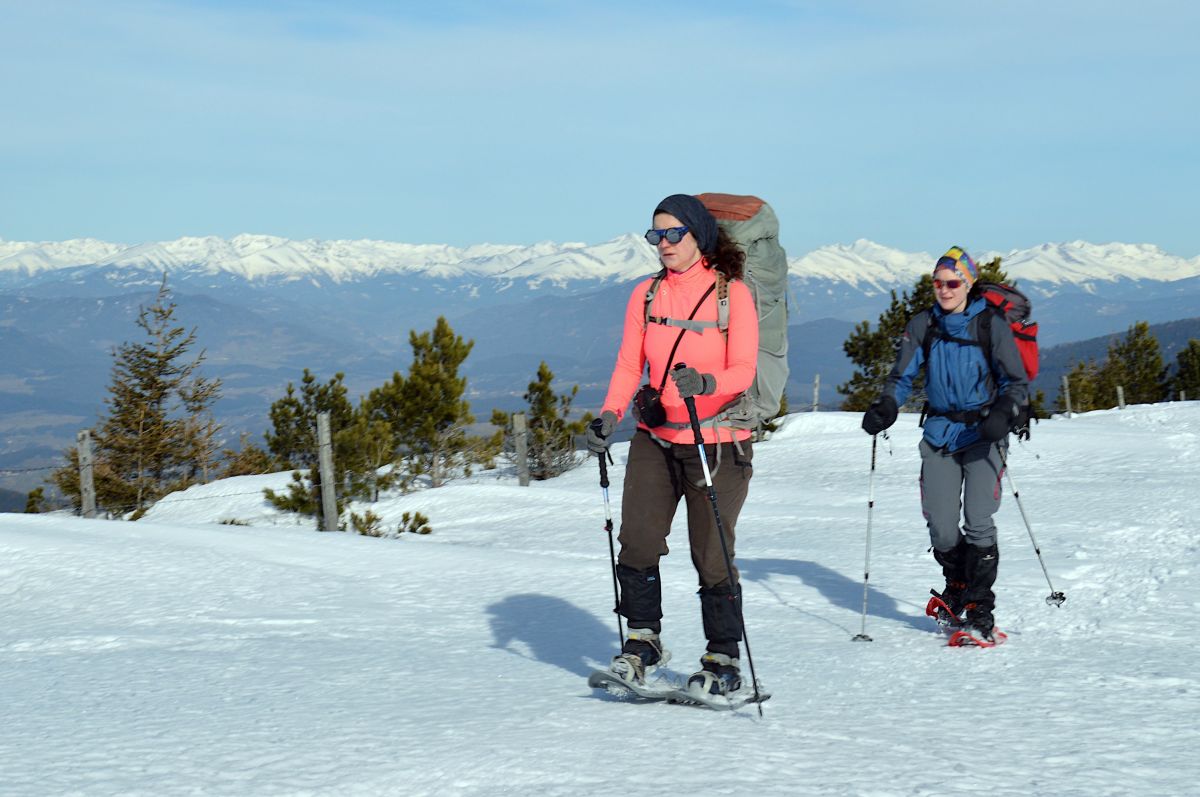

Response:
(653, 194), (718, 254)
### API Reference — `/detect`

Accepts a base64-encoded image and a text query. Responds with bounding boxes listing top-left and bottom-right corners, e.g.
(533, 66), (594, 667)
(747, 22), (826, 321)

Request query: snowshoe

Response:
(608, 628), (670, 686)
(685, 652), (741, 696)
(947, 624), (1009, 648)
(669, 653), (769, 710)
(587, 669), (676, 700)
(948, 607), (1007, 647)
(925, 590), (965, 630)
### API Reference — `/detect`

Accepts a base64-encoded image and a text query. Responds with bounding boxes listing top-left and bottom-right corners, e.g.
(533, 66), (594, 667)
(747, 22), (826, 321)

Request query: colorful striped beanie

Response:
(934, 246), (978, 288)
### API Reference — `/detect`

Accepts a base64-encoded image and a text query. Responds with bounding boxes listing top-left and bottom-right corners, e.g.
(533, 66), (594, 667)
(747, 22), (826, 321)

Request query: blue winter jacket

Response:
(884, 297), (1029, 452)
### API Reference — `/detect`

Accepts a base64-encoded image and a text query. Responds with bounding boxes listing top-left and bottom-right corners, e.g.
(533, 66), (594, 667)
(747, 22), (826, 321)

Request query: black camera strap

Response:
(655, 283), (716, 392)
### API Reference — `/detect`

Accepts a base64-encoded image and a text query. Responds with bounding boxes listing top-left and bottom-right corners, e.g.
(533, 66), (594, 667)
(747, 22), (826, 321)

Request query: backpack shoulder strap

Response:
(977, 303), (994, 352)
(919, 308), (937, 365)
(977, 304), (1002, 382)
(715, 271), (730, 333)
(643, 270), (667, 329)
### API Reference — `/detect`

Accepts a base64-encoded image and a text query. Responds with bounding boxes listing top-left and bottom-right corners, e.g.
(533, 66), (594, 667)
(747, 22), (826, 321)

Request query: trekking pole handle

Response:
(590, 417), (611, 488)
(673, 363), (707, 444)
(589, 417), (606, 437)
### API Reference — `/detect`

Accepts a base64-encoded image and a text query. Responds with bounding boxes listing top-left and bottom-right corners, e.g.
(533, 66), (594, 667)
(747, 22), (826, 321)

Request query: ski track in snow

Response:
(2, 406), (1199, 796)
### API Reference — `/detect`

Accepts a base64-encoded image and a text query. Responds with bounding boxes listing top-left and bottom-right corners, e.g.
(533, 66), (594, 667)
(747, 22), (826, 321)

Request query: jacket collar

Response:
(932, 295), (986, 325)
(663, 256), (712, 287)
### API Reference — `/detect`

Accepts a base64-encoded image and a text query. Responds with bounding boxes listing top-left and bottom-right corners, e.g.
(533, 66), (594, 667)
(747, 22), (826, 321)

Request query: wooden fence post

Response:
(316, 412), (339, 531)
(513, 412), (529, 487)
(1116, 385), (1126, 410)
(812, 374), (820, 412)
(77, 430), (96, 519)
(1062, 375), (1073, 418)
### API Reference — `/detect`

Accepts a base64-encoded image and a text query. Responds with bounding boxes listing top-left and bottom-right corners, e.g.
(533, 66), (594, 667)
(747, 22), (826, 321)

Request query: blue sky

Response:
(2, 1), (1197, 256)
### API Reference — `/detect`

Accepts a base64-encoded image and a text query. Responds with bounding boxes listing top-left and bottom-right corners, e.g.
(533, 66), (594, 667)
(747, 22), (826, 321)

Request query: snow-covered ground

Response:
(2, 405), (1198, 796)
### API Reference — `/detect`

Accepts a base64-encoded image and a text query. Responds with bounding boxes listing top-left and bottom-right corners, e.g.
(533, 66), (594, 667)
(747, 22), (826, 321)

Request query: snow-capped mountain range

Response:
(2, 234), (1198, 290)
(0, 234), (649, 287)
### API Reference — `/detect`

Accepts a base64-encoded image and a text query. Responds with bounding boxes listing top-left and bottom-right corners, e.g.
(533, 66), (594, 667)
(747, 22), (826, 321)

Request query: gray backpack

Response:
(698, 193), (790, 432)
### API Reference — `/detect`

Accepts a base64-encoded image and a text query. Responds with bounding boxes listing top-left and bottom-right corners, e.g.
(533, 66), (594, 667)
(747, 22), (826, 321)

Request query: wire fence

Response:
(28, 487), (284, 519)
(0, 464), (61, 475)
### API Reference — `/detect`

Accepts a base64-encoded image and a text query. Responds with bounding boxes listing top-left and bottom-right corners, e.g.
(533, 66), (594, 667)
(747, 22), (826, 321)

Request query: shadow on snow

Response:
(487, 593), (618, 677)
(487, 559), (927, 678)
(738, 557), (928, 634)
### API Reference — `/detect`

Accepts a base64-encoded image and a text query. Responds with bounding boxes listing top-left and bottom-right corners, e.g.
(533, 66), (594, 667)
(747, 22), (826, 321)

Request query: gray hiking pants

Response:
(919, 439), (1005, 551)
(618, 430), (753, 589)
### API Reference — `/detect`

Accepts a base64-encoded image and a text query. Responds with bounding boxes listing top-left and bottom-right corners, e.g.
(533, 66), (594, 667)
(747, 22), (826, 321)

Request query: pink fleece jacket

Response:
(601, 261), (759, 445)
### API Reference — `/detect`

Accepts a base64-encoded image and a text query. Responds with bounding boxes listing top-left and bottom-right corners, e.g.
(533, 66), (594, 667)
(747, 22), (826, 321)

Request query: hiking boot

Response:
(930, 579), (967, 625)
(609, 628), (669, 685)
(941, 579), (967, 615)
(687, 652), (742, 696)
(964, 604), (996, 642)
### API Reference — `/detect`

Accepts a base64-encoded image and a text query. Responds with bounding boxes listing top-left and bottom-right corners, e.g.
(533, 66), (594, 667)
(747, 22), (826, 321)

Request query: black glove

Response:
(586, 411), (618, 454)
(670, 366), (715, 399)
(1012, 402), (1032, 442)
(979, 396), (1019, 442)
(861, 395), (898, 436)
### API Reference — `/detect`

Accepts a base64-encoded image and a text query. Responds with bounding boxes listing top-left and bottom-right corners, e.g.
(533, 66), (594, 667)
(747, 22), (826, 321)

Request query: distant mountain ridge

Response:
(3, 234), (1198, 288)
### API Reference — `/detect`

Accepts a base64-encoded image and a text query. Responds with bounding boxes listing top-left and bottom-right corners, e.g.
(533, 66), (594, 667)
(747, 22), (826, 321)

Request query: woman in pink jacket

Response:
(586, 194), (758, 695)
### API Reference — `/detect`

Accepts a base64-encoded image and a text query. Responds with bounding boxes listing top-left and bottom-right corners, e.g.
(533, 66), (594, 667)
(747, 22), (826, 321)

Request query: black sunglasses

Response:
(645, 226), (690, 245)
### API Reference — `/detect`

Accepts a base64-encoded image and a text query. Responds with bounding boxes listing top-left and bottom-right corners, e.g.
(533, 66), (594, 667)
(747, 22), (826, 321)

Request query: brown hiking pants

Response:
(617, 430), (753, 588)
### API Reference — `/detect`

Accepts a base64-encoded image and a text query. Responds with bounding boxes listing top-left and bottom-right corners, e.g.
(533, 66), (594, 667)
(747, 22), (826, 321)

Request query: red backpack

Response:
(975, 282), (1039, 381)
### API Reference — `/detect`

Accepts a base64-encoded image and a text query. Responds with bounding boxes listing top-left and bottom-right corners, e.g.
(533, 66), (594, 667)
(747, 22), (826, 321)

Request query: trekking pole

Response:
(998, 445), (1066, 607)
(591, 418), (625, 646)
(852, 435), (877, 642)
(675, 365), (764, 716)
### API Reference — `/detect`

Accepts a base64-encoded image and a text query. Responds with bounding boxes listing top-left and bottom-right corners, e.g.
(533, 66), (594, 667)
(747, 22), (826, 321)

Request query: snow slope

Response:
(2, 404), (1198, 796)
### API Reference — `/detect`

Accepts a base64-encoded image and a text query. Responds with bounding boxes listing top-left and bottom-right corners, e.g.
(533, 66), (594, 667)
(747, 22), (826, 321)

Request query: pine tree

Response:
(1029, 388), (1047, 419)
(219, 432), (273, 478)
(181, 373), (223, 483)
(1058, 358), (1102, 413)
(493, 361), (592, 480)
(25, 487), (45, 513)
(337, 409), (402, 501)
(51, 276), (222, 517)
(838, 257), (1007, 411)
(395, 317), (475, 488)
(264, 369), (355, 469)
(362, 371), (408, 454)
(1171, 339), (1200, 399)
(838, 288), (920, 411)
(1096, 322), (1167, 407)
(262, 369), (356, 520)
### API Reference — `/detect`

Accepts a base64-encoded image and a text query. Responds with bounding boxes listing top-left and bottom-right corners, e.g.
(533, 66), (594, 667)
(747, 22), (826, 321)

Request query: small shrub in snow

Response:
(398, 511), (432, 536)
(350, 510), (385, 537)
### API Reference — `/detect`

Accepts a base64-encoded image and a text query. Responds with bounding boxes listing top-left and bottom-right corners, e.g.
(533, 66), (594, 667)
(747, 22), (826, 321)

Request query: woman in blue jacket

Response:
(861, 247), (1028, 641)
